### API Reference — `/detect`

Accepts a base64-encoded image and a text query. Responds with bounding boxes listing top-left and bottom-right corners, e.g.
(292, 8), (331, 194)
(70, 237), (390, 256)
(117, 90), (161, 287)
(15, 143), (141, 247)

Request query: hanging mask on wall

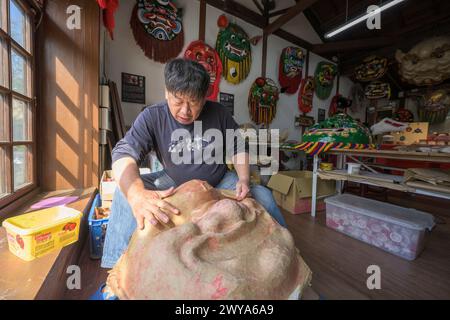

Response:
(354, 56), (388, 82)
(314, 62), (337, 100)
(278, 46), (304, 94)
(298, 76), (315, 114)
(248, 77), (280, 125)
(215, 15), (252, 85)
(130, 0), (184, 63)
(184, 40), (223, 101)
(365, 81), (391, 100)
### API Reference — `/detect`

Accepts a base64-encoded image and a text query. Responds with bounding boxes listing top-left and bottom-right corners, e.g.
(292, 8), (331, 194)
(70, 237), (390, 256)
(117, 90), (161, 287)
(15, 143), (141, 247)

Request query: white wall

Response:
(103, 0), (355, 141)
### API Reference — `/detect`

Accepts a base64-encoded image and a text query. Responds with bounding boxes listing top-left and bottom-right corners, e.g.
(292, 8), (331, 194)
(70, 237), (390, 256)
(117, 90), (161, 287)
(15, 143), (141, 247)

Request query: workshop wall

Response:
(103, 0), (358, 141)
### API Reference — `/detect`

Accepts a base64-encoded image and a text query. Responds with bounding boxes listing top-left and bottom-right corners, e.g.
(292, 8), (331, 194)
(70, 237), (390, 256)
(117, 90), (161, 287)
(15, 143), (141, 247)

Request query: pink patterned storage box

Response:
(325, 194), (435, 260)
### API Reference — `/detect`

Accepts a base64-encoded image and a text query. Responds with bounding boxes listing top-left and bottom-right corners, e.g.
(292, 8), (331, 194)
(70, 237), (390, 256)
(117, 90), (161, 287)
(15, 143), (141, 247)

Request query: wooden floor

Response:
(66, 192), (450, 300)
(284, 194), (450, 300)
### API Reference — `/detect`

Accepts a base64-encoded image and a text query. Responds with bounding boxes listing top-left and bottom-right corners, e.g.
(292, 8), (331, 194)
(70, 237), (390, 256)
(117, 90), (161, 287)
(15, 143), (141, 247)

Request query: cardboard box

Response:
(391, 122), (429, 145)
(267, 171), (335, 214)
(102, 199), (113, 209)
(100, 170), (116, 201)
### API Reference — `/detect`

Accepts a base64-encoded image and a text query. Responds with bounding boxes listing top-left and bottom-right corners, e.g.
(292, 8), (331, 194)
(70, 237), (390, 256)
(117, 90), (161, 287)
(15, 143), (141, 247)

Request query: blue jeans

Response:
(100, 170), (286, 269)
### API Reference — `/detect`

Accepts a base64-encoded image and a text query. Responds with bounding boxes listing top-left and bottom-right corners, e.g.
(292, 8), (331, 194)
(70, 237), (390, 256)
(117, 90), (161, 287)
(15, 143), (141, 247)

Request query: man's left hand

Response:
(235, 179), (250, 201)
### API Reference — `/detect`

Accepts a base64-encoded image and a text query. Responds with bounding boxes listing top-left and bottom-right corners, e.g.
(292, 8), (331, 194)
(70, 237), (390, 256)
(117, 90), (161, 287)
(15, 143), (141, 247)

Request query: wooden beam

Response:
(262, 32), (268, 77)
(205, 0), (265, 28)
(204, 0), (313, 51)
(268, 6), (293, 18)
(252, 0), (264, 14)
(312, 36), (400, 55)
(273, 28), (312, 50)
(199, 0), (206, 41)
(264, 0), (319, 35)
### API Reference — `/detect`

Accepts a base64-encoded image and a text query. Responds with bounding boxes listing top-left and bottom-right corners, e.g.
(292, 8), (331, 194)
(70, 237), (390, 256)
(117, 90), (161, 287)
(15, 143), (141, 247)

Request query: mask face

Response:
(184, 41), (222, 101)
(279, 47), (304, 94)
(248, 77), (280, 125)
(315, 62), (337, 100)
(354, 56), (388, 82)
(131, 0), (184, 63)
(396, 36), (450, 86)
(365, 81), (391, 100)
(298, 76), (315, 114)
(216, 16), (252, 85)
(137, 0), (182, 41)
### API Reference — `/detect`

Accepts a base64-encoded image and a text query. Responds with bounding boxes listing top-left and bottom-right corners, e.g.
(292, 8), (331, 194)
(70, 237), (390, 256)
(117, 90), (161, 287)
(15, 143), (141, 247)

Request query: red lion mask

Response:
(184, 40), (223, 101)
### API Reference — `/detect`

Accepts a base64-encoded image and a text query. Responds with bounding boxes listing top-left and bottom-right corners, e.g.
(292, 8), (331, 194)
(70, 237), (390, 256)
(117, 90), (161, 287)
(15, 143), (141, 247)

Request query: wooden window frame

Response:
(0, 0), (37, 209)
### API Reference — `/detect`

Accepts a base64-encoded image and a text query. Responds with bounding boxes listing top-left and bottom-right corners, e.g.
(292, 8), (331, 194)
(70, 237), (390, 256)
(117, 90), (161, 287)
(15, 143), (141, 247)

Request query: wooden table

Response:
(0, 188), (95, 299)
(310, 149), (450, 217)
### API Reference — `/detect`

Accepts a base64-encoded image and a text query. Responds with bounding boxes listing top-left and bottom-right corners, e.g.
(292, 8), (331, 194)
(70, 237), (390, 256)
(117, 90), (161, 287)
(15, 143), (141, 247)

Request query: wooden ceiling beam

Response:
(204, 0), (314, 51)
(264, 0), (320, 35)
(206, 0), (265, 28)
(312, 36), (400, 55)
(252, 0), (264, 15)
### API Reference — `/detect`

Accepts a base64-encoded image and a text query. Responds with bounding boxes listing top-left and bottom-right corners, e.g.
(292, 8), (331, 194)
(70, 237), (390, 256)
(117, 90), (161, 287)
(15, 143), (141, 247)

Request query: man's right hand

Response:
(127, 187), (180, 230)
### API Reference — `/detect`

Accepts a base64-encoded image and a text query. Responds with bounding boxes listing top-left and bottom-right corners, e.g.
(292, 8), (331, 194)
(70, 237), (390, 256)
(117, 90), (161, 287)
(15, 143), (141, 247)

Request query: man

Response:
(101, 58), (286, 269)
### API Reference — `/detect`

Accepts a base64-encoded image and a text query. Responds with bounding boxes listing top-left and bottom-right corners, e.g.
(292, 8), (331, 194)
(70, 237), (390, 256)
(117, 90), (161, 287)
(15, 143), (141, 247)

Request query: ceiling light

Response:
(324, 0), (407, 39)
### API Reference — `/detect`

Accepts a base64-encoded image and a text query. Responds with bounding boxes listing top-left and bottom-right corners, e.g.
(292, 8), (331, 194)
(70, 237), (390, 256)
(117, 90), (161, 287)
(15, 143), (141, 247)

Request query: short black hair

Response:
(164, 58), (210, 100)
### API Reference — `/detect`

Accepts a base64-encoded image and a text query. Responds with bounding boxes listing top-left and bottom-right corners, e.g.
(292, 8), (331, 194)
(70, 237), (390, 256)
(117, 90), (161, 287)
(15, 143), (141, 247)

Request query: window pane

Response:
(0, 147), (8, 197)
(0, 0), (7, 32)
(12, 49), (27, 95)
(0, 94), (8, 142)
(13, 98), (30, 141)
(13, 144), (30, 190)
(10, 0), (25, 48)
(0, 37), (7, 88)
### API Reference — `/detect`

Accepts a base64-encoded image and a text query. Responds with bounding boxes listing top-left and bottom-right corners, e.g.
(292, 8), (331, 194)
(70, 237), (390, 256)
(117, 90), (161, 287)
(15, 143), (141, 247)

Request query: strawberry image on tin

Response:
(16, 235), (24, 249)
(63, 222), (77, 231)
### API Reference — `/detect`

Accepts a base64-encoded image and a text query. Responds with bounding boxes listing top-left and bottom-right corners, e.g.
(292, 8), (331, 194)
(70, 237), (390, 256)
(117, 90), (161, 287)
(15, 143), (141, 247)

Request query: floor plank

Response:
(283, 207), (450, 300)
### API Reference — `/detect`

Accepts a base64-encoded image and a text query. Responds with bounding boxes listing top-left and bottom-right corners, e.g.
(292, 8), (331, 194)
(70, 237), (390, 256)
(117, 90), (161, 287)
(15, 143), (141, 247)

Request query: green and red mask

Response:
(354, 56), (388, 82)
(184, 40), (222, 101)
(297, 76), (314, 114)
(314, 62), (337, 100)
(279, 47), (304, 94)
(130, 0), (184, 63)
(248, 77), (280, 125)
(215, 15), (252, 85)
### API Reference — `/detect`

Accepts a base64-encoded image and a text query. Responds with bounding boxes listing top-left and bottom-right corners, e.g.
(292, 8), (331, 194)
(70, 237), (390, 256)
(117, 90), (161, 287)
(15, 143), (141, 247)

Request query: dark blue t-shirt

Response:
(111, 100), (242, 187)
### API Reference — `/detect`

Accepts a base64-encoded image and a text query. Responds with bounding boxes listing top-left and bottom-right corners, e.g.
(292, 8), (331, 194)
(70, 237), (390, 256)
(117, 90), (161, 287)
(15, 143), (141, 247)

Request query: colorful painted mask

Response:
(293, 114), (374, 155)
(314, 62), (337, 100)
(396, 36), (450, 86)
(419, 89), (450, 124)
(354, 56), (388, 82)
(184, 40), (222, 101)
(216, 15), (252, 85)
(130, 0), (184, 63)
(279, 47), (304, 94)
(297, 76), (314, 114)
(365, 81), (391, 100)
(248, 77), (280, 125)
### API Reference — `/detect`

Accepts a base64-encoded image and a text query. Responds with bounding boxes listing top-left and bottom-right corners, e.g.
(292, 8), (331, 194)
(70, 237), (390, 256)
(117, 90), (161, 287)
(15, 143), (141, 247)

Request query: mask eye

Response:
(231, 34), (235, 40)
(241, 39), (246, 44)
(196, 53), (202, 60)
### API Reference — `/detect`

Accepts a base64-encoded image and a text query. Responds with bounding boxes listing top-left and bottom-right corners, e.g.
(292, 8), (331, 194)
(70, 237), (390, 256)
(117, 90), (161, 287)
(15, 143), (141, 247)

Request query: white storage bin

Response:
(324, 194), (435, 260)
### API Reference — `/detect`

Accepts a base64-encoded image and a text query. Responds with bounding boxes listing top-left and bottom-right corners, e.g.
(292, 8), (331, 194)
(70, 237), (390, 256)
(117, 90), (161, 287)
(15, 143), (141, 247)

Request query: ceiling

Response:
(225, 0), (450, 87)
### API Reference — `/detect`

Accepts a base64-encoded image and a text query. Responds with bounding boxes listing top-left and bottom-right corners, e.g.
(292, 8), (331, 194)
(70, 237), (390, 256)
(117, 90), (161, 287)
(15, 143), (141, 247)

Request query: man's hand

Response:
(235, 179), (250, 201)
(128, 187), (180, 230)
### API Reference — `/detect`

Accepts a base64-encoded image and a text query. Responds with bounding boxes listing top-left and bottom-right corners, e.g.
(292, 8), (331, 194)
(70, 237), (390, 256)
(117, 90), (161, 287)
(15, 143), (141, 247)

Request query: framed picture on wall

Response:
(122, 72), (146, 104)
(318, 108), (326, 122)
(220, 92), (234, 116)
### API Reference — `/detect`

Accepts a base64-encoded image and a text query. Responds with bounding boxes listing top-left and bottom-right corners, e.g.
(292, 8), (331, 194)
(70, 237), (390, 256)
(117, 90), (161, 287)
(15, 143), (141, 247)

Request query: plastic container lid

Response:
(325, 194), (435, 231)
(2, 206), (82, 236)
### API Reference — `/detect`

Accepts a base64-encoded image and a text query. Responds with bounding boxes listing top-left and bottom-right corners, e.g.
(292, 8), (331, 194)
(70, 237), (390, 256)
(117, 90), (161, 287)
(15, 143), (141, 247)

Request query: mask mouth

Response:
(225, 42), (247, 57)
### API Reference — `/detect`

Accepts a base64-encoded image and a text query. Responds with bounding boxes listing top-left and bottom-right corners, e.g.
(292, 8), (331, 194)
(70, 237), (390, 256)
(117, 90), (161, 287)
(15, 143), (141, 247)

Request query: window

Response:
(0, 0), (35, 206)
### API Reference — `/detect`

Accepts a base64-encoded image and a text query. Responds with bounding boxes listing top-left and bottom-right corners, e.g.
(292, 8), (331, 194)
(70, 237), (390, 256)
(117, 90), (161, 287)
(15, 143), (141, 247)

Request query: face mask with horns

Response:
(215, 15), (254, 85)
